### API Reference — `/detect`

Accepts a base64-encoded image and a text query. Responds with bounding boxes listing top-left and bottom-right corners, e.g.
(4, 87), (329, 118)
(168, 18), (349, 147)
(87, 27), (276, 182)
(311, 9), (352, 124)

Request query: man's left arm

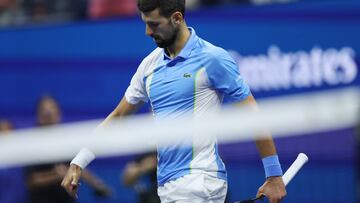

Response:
(206, 49), (286, 202)
(235, 95), (286, 203)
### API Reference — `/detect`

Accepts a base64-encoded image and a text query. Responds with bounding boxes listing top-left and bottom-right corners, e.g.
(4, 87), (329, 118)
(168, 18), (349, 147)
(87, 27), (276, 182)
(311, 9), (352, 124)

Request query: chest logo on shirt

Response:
(183, 73), (192, 78)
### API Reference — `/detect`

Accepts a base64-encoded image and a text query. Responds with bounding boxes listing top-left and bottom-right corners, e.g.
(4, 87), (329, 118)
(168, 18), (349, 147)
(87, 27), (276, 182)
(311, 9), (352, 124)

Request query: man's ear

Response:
(171, 11), (183, 25)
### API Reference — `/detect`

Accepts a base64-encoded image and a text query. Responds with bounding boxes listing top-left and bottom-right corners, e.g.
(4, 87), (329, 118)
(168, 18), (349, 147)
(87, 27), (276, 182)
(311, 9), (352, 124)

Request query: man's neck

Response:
(166, 26), (190, 58)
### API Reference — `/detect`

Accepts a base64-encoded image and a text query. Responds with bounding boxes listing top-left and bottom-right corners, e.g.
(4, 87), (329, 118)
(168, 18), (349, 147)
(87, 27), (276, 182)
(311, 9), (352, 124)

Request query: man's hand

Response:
(61, 164), (82, 198)
(256, 176), (286, 203)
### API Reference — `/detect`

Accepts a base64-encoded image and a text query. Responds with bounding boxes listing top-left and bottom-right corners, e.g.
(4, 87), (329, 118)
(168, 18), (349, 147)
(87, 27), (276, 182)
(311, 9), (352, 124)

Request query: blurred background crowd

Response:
(0, 0), (296, 26)
(0, 95), (160, 203)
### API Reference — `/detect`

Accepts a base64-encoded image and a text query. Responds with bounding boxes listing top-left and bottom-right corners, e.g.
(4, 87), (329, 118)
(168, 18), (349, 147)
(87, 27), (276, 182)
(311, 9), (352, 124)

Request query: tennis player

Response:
(61, 0), (286, 202)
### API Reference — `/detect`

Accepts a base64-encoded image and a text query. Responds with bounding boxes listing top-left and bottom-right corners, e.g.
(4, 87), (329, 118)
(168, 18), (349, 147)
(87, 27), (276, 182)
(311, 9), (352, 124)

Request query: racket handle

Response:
(282, 153), (308, 186)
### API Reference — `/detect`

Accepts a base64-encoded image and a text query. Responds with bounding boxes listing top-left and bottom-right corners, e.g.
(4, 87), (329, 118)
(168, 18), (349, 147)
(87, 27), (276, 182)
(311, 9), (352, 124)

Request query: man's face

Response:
(37, 98), (61, 126)
(141, 9), (179, 48)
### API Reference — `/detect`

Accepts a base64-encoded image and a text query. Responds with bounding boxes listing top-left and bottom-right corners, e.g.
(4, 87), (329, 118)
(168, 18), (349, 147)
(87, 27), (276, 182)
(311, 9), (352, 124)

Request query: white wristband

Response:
(70, 148), (96, 169)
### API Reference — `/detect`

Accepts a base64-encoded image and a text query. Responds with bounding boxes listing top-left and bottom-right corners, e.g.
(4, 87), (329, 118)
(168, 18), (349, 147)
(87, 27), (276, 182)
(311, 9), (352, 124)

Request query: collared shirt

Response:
(125, 27), (250, 186)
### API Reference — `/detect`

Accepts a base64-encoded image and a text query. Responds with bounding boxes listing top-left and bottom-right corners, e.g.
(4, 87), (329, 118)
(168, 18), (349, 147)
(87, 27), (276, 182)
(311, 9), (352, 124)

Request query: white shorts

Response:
(158, 172), (227, 203)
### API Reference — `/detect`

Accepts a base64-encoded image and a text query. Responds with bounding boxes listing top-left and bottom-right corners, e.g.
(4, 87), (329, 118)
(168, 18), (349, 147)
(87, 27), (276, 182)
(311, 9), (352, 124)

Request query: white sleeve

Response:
(70, 148), (95, 169)
(124, 60), (149, 104)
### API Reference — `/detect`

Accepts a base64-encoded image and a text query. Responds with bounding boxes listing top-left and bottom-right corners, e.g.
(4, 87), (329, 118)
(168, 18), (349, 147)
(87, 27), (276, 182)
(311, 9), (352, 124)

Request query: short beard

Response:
(155, 26), (179, 48)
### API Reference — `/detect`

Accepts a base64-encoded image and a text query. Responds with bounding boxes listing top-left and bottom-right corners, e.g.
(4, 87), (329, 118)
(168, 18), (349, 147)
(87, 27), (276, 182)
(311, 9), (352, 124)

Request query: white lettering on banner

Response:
(229, 46), (358, 92)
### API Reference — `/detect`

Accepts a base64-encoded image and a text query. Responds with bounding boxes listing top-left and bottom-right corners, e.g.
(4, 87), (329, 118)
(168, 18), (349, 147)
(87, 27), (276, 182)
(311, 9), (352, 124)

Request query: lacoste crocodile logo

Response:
(183, 73), (191, 78)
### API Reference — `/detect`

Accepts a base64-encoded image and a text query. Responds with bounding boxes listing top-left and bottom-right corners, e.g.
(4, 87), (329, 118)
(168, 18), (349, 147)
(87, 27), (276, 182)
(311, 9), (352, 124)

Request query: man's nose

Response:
(145, 25), (153, 36)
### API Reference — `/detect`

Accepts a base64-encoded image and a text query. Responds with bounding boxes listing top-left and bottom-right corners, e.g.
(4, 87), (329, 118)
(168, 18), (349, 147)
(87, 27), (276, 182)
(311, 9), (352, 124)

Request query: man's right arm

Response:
(61, 96), (144, 197)
(98, 97), (144, 128)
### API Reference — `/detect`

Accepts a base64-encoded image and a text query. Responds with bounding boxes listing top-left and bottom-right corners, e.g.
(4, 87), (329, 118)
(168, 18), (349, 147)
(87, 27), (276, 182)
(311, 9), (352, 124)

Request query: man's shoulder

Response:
(195, 38), (236, 72)
(137, 48), (163, 75)
(144, 47), (163, 62)
(197, 38), (230, 61)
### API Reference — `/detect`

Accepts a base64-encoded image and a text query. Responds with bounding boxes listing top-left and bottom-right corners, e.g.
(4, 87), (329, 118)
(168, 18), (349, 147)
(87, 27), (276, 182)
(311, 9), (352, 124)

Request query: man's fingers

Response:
(70, 183), (78, 190)
(268, 197), (282, 203)
(70, 175), (80, 198)
(60, 165), (83, 199)
(256, 188), (264, 198)
(63, 184), (76, 197)
(71, 172), (81, 186)
(61, 174), (80, 198)
(71, 182), (81, 192)
(267, 193), (285, 203)
(70, 184), (79, 199)
(256, 192), (263, 198)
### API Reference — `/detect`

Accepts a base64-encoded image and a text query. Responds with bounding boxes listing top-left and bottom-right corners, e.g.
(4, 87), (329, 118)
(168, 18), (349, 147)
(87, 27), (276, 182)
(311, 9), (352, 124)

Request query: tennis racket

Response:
(235, 153), (309, 203)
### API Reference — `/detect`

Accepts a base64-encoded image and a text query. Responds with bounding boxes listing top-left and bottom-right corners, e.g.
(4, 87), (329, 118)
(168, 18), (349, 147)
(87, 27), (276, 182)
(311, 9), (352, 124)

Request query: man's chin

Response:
(153, 37), (173, 48)
(155, 42), (166, 48)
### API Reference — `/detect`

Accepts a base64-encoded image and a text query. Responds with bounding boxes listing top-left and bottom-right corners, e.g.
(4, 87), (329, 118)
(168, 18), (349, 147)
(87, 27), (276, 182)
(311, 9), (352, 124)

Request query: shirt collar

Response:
(163, 27), (199, 61)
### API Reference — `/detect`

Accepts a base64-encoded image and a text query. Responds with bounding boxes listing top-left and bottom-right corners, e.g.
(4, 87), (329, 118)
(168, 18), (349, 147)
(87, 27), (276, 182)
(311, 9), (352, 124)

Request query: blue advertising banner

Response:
(0, 1), (359, 117)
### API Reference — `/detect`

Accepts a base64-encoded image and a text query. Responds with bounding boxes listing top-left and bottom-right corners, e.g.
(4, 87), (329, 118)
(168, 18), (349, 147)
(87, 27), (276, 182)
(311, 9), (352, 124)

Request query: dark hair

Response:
(137, 0), (185, 17)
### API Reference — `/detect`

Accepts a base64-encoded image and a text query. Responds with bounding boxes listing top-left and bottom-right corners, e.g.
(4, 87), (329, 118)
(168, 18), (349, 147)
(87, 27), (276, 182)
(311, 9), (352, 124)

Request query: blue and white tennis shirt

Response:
(125, 28), (250, 186)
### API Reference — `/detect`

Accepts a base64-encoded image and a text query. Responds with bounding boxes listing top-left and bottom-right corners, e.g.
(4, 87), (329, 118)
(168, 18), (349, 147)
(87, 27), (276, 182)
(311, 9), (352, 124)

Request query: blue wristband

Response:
(262, 155), (283, 178)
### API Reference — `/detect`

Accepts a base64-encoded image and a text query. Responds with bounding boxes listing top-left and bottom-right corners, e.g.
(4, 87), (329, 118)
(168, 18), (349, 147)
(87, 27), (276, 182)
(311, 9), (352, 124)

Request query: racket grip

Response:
(282, 153), (308, 186)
